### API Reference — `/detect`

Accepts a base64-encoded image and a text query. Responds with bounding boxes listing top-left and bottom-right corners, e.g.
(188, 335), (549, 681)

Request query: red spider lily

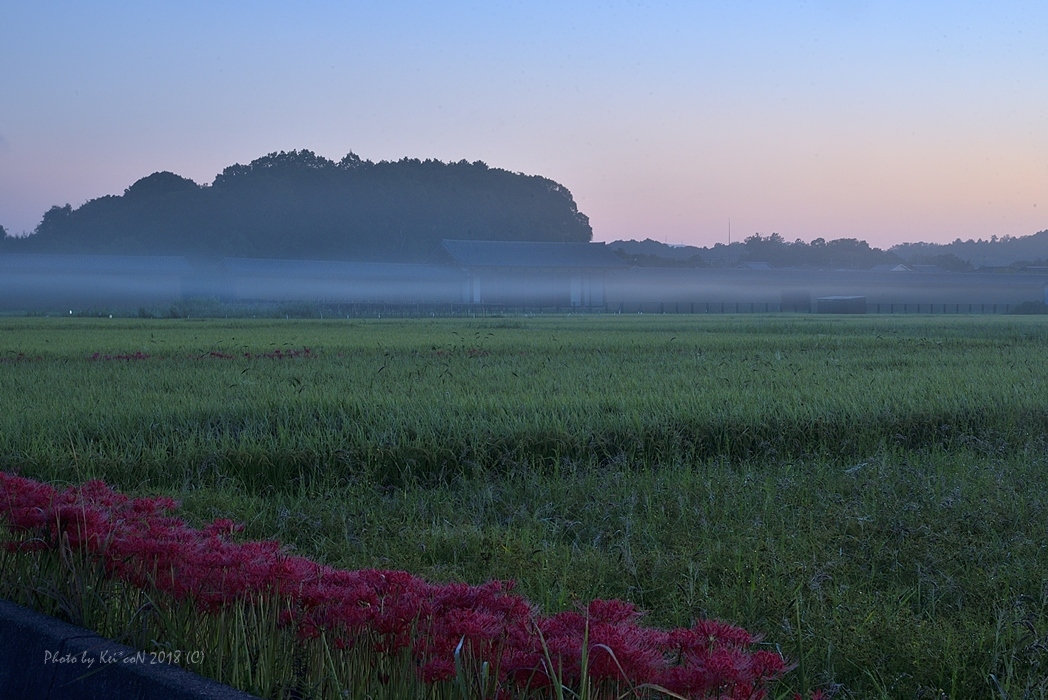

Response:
(88, 351), (151, 361)
(0, 352), (43, 363)
(0, 473), (58, 531)
(0, 473), (792, 699)
(260, 347), (313, 359)
(203, 347), (315, 360)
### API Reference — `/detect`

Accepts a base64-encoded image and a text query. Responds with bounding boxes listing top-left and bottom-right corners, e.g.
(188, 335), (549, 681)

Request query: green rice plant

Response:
(3, 315), (1048, 697)
(3, 315), (1048, 492)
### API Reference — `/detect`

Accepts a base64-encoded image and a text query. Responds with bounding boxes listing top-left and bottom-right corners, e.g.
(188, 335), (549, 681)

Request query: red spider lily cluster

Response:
(89, 351), (152, 361)
(433, 348), (491, 358)
(258, 347), (313, 360)
(84, 347), (315, 361)
(0, 473), (790, 699)
(1, 352), (44, 363)
(202, 348), (315, 360)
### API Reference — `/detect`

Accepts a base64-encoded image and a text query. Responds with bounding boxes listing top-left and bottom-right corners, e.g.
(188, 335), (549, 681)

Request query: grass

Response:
(3, 315), (1047, 486)
(2, 314), (1048, 698)
(165, 447), (1048, 698)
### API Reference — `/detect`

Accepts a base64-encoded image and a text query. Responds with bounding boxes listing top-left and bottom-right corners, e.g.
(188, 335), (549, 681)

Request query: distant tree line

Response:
(0, 150), (592, 261)
(612, 229), (1046, 270)
(892, 230), (1048, 268)
(737, 233), (901, 269)
(612, 234), (902, 269)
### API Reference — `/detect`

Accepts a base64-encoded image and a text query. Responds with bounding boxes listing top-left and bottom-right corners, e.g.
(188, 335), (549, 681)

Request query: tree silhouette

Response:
(14, 150), (593, 260)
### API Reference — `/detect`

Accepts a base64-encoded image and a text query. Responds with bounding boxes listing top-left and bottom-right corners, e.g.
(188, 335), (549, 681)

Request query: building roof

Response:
(0, 253), (194, 275)
(223, 258), (464, 281)
(439, 240), (628, 269)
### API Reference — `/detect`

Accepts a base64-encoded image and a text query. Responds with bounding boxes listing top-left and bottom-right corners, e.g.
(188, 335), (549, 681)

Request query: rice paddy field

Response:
(2, 314), (1048, 698)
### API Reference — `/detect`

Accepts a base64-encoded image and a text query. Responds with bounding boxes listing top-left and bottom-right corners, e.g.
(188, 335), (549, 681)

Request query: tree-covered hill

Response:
(890, 230), (1048, 268)
(2, 151), (592, 261)
(611, 229), (1048, 270)
(611, 234), (902, 269)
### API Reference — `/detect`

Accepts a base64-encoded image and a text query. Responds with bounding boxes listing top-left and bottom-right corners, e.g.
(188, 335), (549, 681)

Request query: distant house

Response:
(437, 240), (627, 306)
(0, 253), (193, 310)
(868, 263), (949, 273)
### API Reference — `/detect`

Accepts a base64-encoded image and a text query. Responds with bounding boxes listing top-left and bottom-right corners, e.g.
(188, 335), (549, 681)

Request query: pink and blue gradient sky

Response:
(1, 1), (1045, 248)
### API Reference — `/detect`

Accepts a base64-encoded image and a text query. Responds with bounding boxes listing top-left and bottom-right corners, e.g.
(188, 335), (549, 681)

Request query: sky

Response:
(1, 1), (1046, 249)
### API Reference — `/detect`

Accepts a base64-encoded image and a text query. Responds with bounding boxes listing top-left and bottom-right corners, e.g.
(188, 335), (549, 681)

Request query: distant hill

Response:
(1, 150), (592, 261)
(891, 230), (1048, 268)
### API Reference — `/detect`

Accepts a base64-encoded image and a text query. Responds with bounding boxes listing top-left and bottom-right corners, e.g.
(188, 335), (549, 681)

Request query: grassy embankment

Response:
(2, 315), (1047, 698)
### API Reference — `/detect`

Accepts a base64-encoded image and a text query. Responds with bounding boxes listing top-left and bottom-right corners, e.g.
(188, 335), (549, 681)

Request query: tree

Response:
(909, 253), (974, 272)
(123, 171), (200, 199)
(35, 205), (73, 237)
(13, 152), (593, 260)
